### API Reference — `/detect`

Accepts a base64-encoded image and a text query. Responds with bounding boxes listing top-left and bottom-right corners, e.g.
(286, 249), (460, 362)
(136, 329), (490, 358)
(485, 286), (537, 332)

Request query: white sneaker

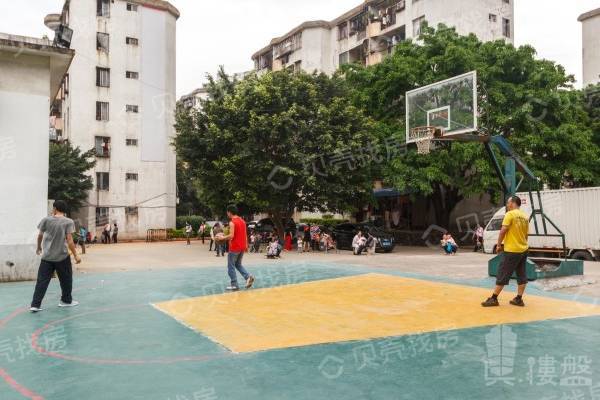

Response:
(30, 307), (43, 313)
(58, 300), (79, 308)
(225, 286), (240, 291)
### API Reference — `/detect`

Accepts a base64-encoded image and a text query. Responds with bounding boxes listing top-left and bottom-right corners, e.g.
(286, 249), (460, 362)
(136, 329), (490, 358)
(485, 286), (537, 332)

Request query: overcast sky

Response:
(1, 0), (598, 96)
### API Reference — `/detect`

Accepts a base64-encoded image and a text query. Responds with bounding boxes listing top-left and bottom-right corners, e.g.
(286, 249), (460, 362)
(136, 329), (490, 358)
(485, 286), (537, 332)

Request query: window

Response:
(486, 217), (504, 231)
(96, 172), (110, 191)
(126, 71), (139, 79)
(502, 18), (511, 37)
(412, 15), (426, 37)
(96, 67), (110, 87)
(126, 104), (139, 113)
(96, 101), (109, 121)
(97, 0), (110, 17)
(96, 32), (109, 52)
(126, 3), (138, 11)
(96, 207), (109, 226)
(126, 173), (138, 181)
(125, 207), (138, 216)
(338, 23), (348, 41)
(126, 37), (139, 46)
(95, 136), (110, 157)
(489, 14), (497, 23)
(126, 138), (138, 146)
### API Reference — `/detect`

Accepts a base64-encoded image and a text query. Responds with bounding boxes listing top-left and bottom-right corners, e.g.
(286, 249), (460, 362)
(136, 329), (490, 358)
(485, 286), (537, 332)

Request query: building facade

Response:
(579, 8), (600, 87)
(46, 0), (179, 239)
(0, 34), (73, 281)
(253, 0), (514, 74)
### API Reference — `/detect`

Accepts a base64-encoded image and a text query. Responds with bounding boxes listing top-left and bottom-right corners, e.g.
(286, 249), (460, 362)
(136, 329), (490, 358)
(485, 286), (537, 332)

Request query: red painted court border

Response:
(0, 307), (44, 400)
(0, 368), (44, 400)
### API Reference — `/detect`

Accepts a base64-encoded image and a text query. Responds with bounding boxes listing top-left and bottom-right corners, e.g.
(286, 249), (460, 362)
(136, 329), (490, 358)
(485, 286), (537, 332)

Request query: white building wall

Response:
(581, 12), (600, 87)
(0, 53), (51, 281)
(64, 0), (177, 239)
(415, 0), (513, 43)
(258, 0), (515, 75)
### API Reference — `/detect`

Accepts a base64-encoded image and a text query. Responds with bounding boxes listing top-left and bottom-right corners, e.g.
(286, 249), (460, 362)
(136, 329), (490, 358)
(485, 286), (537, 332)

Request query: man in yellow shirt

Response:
(482, 195), (529, 307)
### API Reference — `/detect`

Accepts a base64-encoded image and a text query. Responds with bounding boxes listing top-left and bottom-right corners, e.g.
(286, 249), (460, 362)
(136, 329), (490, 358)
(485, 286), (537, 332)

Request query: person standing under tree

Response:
(78, 226), (87, 255)
(218, 205), (255, 291)
(30, 200), (81, 312)
(103, 223), (111, 244)
(112, 223), (119, 244)
(482, 196), (530, 307)
(199, 222), (206, 244)
(185, 222), (193, 245)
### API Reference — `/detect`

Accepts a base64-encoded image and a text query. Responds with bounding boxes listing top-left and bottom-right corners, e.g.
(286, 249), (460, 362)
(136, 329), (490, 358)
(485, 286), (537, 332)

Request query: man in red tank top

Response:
(221, 205), (255, 291)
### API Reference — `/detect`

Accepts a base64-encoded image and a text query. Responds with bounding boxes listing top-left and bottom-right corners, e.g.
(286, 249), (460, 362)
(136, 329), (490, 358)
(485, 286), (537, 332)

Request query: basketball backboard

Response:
(406, 71), (478, 143)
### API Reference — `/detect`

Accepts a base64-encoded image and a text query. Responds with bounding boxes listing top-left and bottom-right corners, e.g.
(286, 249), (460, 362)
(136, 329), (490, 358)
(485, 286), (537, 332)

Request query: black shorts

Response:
(496, 251), (528, 285)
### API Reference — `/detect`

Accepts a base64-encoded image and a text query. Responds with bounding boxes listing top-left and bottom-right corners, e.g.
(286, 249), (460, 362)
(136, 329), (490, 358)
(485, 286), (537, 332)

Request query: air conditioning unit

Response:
(55, 24), (73, 48)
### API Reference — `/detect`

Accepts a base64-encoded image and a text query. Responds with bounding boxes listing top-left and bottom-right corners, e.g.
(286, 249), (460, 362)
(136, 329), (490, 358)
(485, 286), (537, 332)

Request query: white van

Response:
(483, 187), (600, 261)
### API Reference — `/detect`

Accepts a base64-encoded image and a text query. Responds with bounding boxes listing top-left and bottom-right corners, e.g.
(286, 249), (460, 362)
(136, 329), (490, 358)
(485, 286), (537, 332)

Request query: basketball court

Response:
(1, 256), (599, 400)
(2, 73), (598, 399)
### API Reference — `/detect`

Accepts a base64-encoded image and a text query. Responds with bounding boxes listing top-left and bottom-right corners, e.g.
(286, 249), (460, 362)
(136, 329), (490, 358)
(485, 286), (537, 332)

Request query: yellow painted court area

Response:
(154, 273), (600, 353)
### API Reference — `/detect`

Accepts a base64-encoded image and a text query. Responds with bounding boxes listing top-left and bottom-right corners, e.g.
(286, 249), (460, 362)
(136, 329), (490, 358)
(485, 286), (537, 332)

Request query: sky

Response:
(0, 0), (598, 96)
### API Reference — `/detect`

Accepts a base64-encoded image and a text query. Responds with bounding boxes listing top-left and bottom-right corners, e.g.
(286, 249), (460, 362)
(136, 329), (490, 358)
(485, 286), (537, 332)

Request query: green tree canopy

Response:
(48, 142), (96, 212)
(344, 25), (600, 227)
(174, 68), (375, 233)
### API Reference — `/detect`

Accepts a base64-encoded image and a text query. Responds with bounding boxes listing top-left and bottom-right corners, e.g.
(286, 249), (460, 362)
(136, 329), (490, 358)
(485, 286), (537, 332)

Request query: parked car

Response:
(332, 222), (396, 253)
(255, 218), (297, 234)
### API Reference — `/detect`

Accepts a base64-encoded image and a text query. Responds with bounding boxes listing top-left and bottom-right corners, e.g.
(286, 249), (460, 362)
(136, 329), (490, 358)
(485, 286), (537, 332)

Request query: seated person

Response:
(266, 236), (282, 258)
(441, 233), (458, 255)
(352, 231), (367, 255)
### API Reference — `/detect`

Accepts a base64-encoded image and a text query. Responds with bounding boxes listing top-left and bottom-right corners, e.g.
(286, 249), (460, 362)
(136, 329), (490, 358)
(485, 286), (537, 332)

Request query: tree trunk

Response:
(430, 184), (463, 230)
(269, 209), (287, 238)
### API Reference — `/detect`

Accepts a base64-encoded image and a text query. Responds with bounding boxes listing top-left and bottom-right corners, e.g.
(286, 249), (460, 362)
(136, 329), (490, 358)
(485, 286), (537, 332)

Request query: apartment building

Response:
(253, 0), (514, 74)
(579, 7), (600, 87)
(45, 0), (179, 239)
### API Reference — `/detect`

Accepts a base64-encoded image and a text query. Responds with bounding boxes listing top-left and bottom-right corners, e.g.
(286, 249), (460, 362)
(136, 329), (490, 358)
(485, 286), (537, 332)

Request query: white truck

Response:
(483, 187), (600, 261)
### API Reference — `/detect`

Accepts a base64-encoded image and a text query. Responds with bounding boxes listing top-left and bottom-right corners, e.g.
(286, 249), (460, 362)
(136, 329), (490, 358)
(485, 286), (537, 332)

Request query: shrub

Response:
(176, 216), (205, 230)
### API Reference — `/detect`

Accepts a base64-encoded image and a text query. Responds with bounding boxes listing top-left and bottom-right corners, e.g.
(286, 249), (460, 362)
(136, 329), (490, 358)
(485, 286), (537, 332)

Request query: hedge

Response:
(299, 218), (348, 229)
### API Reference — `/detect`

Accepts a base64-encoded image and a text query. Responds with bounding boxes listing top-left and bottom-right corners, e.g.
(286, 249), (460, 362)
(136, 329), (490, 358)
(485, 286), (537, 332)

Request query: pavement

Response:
(0, 241), (599, 400)
(77, 240), (600, 297)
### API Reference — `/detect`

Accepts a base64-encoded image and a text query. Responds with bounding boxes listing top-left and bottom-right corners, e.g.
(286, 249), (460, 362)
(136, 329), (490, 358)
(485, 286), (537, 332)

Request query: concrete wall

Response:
(417, 0), (513, 43)
(259, 0), (514, 75)
(65, 0), (177, 239)
(581, 13), (600, 87)
(0, 52), (51, 281)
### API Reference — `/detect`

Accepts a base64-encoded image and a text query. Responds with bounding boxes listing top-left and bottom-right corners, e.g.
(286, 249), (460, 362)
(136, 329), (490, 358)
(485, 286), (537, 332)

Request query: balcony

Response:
(94, 136), (110, 158)
(273, 33), (301, 59)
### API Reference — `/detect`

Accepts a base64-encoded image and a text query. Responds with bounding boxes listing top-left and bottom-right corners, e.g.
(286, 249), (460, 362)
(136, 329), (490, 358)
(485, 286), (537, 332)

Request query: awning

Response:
(373, 188), (411, 198)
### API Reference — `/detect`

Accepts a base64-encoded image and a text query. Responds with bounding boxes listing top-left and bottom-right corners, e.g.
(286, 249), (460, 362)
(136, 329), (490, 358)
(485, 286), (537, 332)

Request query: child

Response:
(267, 237), (280, 259)
(297, 236), (303, 253)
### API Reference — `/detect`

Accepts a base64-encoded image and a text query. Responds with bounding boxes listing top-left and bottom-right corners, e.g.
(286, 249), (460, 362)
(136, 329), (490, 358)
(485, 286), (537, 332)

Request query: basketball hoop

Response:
(409, 126), (442, 154)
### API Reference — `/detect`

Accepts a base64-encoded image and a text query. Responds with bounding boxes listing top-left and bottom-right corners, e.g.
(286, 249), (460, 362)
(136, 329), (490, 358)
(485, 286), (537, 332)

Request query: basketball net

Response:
(410, 126), (438, 155)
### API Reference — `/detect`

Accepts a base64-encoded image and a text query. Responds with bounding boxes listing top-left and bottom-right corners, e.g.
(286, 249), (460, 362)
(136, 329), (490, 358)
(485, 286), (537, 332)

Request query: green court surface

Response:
(1, 262), (599, 400)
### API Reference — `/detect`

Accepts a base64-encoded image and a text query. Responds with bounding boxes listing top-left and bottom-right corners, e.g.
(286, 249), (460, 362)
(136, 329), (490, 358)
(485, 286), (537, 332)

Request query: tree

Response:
(176, 158), (214, 217)
(344, 25), (600, 228)
(174, 68), (375, 234)
(48, 142), (96, 212)
(583, 84), (600, 148)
